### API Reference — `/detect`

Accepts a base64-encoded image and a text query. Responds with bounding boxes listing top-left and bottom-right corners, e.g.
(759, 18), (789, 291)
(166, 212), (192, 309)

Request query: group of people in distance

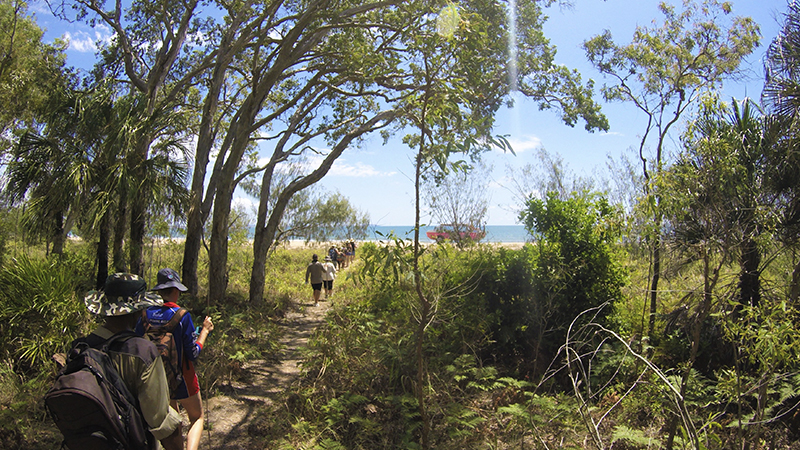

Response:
(76, 268), (213, 450)
(306, 240), (357, 306)
(327, 240), (356, 270)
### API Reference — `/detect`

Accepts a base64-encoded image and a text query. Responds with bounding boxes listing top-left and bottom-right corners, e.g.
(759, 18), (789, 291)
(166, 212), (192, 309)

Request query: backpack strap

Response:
(69, 331), (142, 409)
(164, 307), (187, 332)
(141, 307), (187, 333)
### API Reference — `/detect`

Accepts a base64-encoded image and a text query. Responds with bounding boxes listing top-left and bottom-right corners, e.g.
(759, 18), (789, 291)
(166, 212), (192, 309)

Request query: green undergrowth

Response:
(4, 237), (800, 449)
(0, 239), (298, 449)
(255, 240), (800, 449)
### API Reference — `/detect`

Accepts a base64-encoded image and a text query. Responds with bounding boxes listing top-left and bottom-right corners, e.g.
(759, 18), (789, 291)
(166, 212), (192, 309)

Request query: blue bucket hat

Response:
(152, 268), (188, 292)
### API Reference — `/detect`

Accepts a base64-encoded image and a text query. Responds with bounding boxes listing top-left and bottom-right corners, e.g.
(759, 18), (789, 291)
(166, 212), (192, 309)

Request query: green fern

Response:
(316, 438), (346, 450)
(444, 404), (485, 438)
(612, 425), (660, 447)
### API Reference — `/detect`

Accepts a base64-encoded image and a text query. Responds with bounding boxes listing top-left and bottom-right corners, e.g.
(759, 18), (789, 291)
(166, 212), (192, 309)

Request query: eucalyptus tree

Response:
(181, 0), (275, 295)
(205, 0), (611, 305)
(583, 0), (760, 338)
(201, 0), (408, 303)
(240, 164), (369, 245)
(0, 0), (67, 146)
(295, 192), (370, 244)
(762, 1), (800, 301)
(659, 97), (748, 450)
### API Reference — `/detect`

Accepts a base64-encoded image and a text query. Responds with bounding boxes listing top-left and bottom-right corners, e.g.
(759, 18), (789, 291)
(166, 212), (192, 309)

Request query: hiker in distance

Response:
(322, 255), (337, 300)
(137, 268), (214, 450)
(63, 273), (183, 449)
(305, 253), (325, 306)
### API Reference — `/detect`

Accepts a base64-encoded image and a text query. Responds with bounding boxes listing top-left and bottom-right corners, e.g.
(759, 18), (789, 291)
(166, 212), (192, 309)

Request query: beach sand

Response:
(283, 240), (526, 250)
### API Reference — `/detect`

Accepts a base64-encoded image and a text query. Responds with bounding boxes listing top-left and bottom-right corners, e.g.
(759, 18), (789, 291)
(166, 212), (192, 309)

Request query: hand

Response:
(203, 316), (214, 332)
(160, 423), (182, 450)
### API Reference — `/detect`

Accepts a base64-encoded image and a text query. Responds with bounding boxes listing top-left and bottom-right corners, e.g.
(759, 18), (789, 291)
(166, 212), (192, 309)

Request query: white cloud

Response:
(292, 154), (396, 178)
(30, 2), (53, 16)
(330, 160), (396, 178)
(64, 25), (113, 53)
(503, 135), (542, 154)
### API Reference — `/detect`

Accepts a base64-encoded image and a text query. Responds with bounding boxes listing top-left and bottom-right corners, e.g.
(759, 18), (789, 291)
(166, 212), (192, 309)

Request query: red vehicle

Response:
(426, 224), (486, 243)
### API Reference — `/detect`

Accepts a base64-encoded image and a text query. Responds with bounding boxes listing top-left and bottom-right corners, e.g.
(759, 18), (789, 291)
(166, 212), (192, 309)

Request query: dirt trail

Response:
(195, 298), (331, 449)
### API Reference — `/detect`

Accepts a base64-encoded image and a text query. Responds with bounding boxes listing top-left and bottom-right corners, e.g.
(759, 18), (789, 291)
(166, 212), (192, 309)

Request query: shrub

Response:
(0, 253), (94, 375)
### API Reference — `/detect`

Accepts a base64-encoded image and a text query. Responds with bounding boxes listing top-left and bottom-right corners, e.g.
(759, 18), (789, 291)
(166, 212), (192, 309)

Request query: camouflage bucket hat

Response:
(85, 273), (164, 317)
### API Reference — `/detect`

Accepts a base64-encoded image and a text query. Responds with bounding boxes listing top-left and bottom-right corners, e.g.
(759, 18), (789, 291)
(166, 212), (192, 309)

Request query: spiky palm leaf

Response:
(762, 4), (800, 238)
(764, 2), (800, 119)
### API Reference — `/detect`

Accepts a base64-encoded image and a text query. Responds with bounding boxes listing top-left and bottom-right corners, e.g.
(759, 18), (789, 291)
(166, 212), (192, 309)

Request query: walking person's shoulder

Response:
(112, 332), (162, 365)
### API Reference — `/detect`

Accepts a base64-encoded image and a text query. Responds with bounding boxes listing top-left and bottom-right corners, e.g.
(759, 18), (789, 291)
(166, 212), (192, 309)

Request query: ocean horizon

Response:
(367, 225), (531, 243)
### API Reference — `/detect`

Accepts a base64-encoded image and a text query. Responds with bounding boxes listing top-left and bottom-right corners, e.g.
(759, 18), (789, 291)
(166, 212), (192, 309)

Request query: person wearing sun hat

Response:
(80, 273), (183, 450)
(136, 268), (214, 450)
(321, 255), (337, 300)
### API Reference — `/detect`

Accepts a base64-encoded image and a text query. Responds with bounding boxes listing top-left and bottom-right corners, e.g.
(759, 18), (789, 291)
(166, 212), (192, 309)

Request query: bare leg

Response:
(173, 392), (204, 450)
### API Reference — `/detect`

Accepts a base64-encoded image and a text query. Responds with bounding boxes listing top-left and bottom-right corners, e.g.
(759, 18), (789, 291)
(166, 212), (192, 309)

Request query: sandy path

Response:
(193, 298), (331, 449)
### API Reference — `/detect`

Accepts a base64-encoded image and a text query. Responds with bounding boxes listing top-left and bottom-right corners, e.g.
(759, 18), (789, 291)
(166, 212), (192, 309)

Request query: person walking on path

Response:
(321, 255), (337, 300)
(136, 268), (214, 450)
(305, 254), (325, 306)
(82, 273), (183, 450)
(346, 240), (356, 266)
(328, 246), (339, 269)
(336, 247), (346, 269)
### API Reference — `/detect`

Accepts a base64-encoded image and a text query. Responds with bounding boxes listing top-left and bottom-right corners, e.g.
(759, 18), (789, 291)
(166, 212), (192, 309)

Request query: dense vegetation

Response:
(3, 186), (800, 449)
(3, 0), (800, 448)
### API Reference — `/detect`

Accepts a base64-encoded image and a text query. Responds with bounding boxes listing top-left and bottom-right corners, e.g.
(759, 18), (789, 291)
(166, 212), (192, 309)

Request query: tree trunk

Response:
(790, 256), (800, 303)
(249, 166), (275, 304)
(208, 125), (250, 303)
(248, 111), (397, 304)
(665, 249), (718, 450)
(182, 207), (204, 295)
(52, 214), (66, 256)
(648, 232), (661, 338)
(413, 95), (430, 449)
(113, 195), (128, 273)
(181, 42), (232, 295)
(208, 177), (233, 303)
(739, 237), (761, 308)
(95, 211), (111, 289)
(129, 199), (147, 276)
(183, 148), (227, 295)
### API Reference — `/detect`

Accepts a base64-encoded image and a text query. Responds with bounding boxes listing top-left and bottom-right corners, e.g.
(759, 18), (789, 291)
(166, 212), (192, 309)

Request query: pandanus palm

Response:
(4, 86), (190, 286)
(762, 2), (800, 300)
(90, 93), (191, 284)
(4, 85), (110, 255)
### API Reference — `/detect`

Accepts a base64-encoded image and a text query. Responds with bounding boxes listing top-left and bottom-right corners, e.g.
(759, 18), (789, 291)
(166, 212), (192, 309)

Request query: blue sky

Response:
(33, 0), (789, 226)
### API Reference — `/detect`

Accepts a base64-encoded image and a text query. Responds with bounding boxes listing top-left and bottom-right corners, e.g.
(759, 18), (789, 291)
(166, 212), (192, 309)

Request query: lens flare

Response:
(437, 4), (460, 38)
